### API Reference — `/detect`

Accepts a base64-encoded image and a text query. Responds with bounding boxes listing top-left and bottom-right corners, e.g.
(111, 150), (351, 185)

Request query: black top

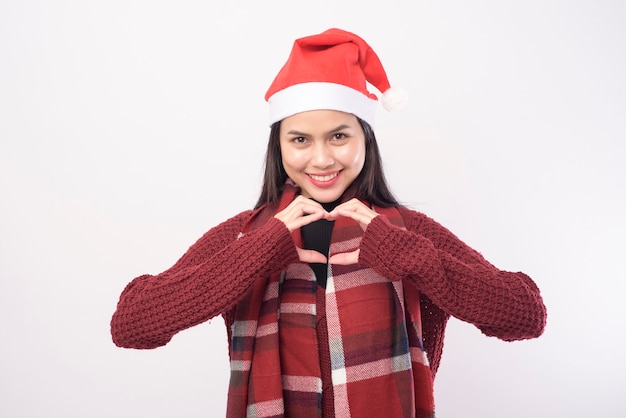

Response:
(300, 199), (341, 288)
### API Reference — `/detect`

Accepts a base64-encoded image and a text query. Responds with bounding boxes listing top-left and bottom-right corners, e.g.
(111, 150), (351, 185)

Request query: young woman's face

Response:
(279, 109), (366, 203)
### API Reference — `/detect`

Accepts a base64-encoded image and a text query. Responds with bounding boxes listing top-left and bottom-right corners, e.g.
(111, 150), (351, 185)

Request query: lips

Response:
(307, 171), (341, 187)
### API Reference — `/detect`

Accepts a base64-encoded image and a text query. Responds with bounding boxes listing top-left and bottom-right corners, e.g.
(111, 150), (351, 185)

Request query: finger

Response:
(285, 210), (327, 231)
(329, 249), (360, 265)
(331, 207), (378, 230)
(275, 197), (329, 232)
(297, 248), (328, 264)
(278, 196), (325, 218)
(330, 199), (377, 219)
(330, 198), (369, 212)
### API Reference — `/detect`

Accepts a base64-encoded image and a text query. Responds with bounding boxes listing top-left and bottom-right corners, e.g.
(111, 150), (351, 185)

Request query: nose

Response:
(311, 142), (334, 169)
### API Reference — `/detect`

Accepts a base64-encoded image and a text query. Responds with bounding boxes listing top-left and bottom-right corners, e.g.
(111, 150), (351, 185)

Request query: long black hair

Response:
(254, 117), (398, 209)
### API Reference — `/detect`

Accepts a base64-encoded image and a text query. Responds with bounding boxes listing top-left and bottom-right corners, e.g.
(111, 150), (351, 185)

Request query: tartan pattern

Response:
(227, 185), (435, 417)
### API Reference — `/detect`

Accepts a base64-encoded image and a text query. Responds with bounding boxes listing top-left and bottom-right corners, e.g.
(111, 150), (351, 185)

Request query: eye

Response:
(331, 132), (347, 141)
(290, 136), (308, 144)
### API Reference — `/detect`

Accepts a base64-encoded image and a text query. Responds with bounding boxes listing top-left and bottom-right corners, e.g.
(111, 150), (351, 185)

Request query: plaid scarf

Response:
(226, 185), (435, 417)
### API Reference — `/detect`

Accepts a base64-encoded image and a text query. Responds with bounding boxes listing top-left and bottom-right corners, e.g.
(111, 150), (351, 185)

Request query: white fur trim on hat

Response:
(381, 86), (408, 111)
(267, 82), (378, 127)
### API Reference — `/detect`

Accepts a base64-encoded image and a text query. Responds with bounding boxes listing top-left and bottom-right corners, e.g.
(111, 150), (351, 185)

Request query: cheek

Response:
(340, 142), (366, 168)
(281, 148), (306, 171)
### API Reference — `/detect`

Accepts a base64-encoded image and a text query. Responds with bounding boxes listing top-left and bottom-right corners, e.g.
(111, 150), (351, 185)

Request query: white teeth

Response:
(309, 173), (338, 182)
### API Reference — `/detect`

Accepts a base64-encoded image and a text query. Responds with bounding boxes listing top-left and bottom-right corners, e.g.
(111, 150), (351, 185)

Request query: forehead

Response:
(280, 109), (359, 134)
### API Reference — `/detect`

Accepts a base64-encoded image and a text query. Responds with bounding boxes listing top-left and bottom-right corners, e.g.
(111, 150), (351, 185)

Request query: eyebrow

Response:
(286, 124), (352, 136)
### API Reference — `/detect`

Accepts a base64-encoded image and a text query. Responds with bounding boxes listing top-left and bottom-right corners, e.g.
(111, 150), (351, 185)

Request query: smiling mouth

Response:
(308, 172), (339, 182)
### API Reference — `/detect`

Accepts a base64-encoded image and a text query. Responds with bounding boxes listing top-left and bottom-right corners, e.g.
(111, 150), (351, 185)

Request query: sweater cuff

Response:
(358, 215), (403, 281)
(261, 217), (301, 267)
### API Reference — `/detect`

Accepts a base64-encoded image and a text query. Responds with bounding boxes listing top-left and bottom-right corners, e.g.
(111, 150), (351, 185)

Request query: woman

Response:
(111, 28), (547, 418)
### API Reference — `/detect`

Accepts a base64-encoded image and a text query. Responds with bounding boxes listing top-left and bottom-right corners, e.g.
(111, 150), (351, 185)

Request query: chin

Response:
(307, 190), (344, 203)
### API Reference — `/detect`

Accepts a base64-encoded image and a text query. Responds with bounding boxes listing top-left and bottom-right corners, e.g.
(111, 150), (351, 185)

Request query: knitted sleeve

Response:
(110, 211), (299, 349)
(358, 206), (547, 342)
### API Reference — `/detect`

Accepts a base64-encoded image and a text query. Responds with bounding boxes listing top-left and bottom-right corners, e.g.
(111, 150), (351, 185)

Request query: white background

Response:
(1, 1), (625, 417)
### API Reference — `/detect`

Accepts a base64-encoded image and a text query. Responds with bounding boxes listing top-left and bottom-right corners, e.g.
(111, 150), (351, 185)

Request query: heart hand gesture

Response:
(274, 197), (379, 265)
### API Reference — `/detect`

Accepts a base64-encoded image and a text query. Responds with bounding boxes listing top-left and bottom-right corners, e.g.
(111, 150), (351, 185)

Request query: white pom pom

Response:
(381, 86), (408, 111)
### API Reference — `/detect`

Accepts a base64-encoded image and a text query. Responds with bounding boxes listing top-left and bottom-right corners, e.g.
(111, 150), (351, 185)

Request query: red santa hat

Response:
(265, 28), (407, 127)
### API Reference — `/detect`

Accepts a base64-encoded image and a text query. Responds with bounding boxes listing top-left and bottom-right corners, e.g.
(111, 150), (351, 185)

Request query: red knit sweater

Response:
(111, 206), (546, 379)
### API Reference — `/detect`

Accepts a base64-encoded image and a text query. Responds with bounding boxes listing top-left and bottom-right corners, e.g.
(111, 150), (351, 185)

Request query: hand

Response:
(327, 199), (379, 265)
(328, 198), (379, 230)
(274, 196), (330, 263)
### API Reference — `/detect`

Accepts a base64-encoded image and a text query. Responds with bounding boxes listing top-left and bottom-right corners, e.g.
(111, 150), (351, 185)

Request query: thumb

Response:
(328, 249), (360, 266)
(296, 248), (328, 264)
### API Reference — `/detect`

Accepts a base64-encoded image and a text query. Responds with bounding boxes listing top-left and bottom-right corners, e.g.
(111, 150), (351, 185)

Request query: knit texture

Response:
(110, 194), (547, 410)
